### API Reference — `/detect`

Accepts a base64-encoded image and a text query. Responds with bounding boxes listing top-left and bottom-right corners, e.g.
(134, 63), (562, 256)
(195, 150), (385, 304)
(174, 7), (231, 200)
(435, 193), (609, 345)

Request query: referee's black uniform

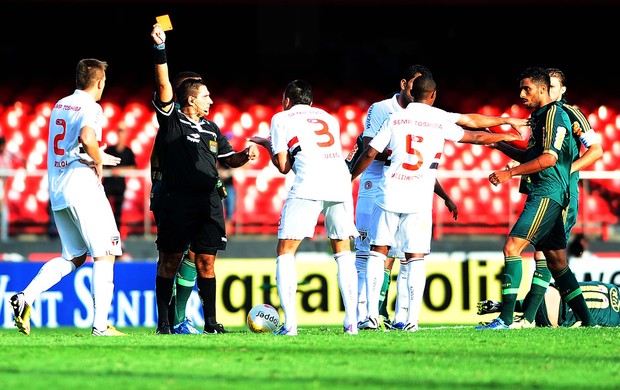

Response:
(153, 104), (234, 254)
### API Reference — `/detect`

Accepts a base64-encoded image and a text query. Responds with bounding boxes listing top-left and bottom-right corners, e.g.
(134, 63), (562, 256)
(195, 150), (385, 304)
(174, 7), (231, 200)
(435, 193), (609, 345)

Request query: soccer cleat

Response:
(477, 300), (502, 315)
(403, 323), (419, 332)
(204, 322), (229, 334)
(475, 318), (510, 330)
(357, 317), (379, 330)
(511, 315), (535, 329)
(92, 325), (127, 336)
(343, 324), (358, 335)
(391, 322), (406, 330)
(172, 318), (200, 335)
(10, 293), (31, 335)
(156, 324), (172, 334)
(274, 325), (298, 336)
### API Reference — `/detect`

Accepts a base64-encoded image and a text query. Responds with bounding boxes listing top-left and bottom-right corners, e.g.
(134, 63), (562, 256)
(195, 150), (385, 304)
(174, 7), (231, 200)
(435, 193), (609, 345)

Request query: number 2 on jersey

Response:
(53, 118), (67, 156)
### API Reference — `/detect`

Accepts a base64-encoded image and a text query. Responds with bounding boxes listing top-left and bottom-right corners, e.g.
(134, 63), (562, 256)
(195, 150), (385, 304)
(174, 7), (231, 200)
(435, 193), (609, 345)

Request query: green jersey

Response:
(560, 99), (600, 236)
(519, 101), (576, 208)
(557, 282), (620, 327)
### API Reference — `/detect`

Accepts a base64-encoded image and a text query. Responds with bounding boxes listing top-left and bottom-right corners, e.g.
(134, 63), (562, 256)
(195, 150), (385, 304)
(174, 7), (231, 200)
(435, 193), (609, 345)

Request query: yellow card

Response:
(156, 14), (173, 31)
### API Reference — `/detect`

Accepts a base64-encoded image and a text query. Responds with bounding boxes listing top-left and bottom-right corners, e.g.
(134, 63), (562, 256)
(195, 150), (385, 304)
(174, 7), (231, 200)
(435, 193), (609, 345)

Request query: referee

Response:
(150, 23), (259, 334)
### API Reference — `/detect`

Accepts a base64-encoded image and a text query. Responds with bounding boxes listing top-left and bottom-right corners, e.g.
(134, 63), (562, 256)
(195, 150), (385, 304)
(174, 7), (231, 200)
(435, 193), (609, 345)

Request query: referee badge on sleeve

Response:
(209, 140), (218, 153)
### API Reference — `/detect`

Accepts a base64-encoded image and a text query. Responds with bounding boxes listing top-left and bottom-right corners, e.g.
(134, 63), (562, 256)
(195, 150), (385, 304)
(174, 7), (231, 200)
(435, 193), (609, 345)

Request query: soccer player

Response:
(351, 75), (523, 332)
(10, 58), (125, 336)
(249, 79), (360, 336)
(486, 68), (603, 326)
(479, 67), (596, 329)
(350, 65), (458, 330)
(151, 23), (260, 334)
(477, 281), (620, 327)
(354, 66), (528, 331)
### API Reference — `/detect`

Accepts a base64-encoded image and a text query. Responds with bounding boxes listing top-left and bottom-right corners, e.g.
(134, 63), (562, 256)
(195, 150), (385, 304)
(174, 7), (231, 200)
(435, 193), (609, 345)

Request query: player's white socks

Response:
(355, 253), (368, 323)
(366, 251), (386, 320)
(276, 253), (298, 331)
(334, 251), (358, 330)
(92, 260), (115, 331)
(394, 258), (409, 324)
(405, 258), (426, 326)
(22, 257), (76, 305)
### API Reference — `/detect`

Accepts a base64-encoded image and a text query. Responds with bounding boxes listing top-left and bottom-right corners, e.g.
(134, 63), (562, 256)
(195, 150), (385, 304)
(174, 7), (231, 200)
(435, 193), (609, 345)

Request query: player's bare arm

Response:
(350, 146), (379, 180)
(571, 143), (602, 174)
(219, 144), (260, 168)
(457, 114), (527, 131)
(434, 180), (458, 220)
(489, 152), (557, 186)
(151, 23), (173, 112)
(460, 129), (522, 145)
(79, 127), (104, 180)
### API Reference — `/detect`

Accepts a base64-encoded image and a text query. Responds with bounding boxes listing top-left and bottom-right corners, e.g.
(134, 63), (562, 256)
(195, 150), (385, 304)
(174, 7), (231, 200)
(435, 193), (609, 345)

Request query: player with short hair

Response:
(351, 75), (523, 332)
(150, 70), (204, 335)
(487, 68), (603, 326)
(249, 79), (360, 336)
(151, 23), (259, 335)
(10, 58), (125, 336)
(351, 65), (459, 330)
(479, 67), (596, 330)
(354, 66), (528, 331)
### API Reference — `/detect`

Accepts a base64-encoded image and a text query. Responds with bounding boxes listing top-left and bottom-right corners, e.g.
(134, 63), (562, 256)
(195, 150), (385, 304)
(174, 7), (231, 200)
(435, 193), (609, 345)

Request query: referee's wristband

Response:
(154, 43), (167, 64)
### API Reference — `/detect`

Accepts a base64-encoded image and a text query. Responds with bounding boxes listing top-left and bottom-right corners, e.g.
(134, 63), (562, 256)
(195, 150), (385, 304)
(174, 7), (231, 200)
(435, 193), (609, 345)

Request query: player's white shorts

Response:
(369, 206), (431, 255)
(278, 197), (360, 241)
(53, 190), (122, 259)
(355, 196), (404, 258)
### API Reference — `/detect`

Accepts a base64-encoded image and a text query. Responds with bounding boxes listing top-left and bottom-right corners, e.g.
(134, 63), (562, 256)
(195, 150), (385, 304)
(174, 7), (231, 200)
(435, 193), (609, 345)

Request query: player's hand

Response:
(99, 145), (121, 166)
(245, 144), (260, 161)
(247, 136), (271, 150)
(507, 117), (528, 133)
(152, 23), (166, 45)
(488, 169), (512, 186)
(445, 198), (459, 220)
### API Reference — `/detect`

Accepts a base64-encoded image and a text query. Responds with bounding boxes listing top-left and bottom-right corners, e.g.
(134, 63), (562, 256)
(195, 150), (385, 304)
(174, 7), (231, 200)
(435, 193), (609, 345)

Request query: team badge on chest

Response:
(209, 140), (218, 153)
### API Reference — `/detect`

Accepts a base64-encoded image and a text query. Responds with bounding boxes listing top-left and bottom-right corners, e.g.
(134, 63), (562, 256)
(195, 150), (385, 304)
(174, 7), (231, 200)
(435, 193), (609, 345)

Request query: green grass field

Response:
(1, 325), (618, 389)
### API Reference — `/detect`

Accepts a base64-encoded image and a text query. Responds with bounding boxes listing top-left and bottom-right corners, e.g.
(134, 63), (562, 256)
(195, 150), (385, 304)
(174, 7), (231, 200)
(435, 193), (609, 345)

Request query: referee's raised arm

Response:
(151, 23), (173, 112)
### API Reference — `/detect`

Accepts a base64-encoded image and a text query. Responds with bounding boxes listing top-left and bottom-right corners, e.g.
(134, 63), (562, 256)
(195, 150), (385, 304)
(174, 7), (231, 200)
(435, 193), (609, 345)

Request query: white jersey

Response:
(358, 94), (402, 198)
(270, 104), (353, 201)
(369, 103), (464, 214)
(48, 89), (105, 211)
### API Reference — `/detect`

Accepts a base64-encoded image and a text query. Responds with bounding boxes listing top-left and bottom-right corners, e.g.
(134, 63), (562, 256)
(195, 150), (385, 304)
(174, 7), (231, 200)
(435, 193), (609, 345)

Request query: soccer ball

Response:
(247, 303), (280, 333)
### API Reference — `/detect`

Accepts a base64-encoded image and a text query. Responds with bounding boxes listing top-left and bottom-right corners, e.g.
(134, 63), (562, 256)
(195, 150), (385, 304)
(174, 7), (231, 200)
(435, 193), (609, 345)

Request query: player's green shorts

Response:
(563, 192), (578, 242)
(510, 195), (567, 250)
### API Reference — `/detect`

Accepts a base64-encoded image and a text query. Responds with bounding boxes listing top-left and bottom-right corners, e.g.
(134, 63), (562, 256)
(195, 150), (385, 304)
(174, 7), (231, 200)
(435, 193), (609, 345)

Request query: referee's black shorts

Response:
(156, 190), (227, 254)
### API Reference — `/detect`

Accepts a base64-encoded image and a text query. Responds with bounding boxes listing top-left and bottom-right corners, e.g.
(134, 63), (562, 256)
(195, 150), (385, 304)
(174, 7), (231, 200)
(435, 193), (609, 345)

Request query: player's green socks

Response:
(553, 266), (596, 326)
(174, 254), (197, 326)
(499, 256), (522, 325)
(522, 259), (551, 322)
(378, 268), (391, 322)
